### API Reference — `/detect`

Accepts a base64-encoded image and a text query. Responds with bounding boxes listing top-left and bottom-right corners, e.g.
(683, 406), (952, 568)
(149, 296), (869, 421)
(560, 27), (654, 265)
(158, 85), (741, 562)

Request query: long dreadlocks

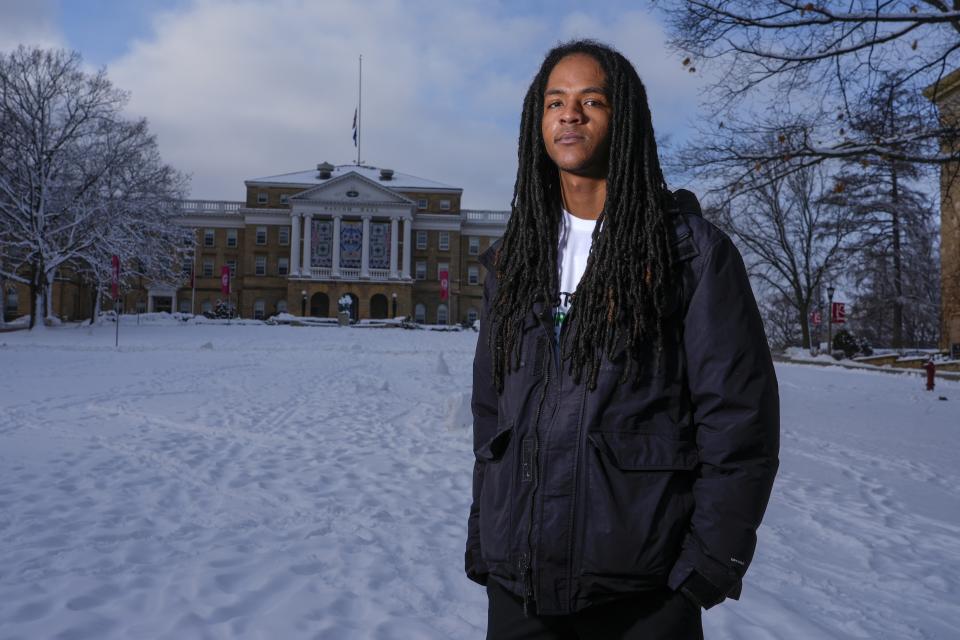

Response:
(489, 39), (677, 393)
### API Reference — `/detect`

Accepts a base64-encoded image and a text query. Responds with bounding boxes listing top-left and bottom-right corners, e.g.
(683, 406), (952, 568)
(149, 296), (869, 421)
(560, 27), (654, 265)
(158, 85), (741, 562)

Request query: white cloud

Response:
(0, 0), (64, 52)
(107, 0), (703, 208)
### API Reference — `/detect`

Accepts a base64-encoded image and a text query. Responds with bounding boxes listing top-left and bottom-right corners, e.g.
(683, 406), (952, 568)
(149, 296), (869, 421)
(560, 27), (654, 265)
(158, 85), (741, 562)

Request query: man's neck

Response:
(559, 171), (606, 220)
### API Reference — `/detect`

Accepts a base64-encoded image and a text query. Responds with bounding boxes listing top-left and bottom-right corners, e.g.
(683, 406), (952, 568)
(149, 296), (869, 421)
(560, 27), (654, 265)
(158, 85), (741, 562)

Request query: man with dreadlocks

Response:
(464, 39), (780, 639)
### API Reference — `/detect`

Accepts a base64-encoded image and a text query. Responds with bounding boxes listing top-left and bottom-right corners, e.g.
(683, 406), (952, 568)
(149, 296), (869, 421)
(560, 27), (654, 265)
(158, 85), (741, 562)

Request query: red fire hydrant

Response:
(924, 358), (936, 391)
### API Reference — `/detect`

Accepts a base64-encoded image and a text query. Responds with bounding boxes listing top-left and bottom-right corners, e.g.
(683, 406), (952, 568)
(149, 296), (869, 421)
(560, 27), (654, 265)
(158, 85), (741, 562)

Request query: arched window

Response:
(276, 299), (288, 314)
(437, 304), (448, 325)
(414, 303), (426, 324)
(253, 299), (266, 320)
(467, 307), (478, 324)
(201, 300), (213, 314)
(178, 299), (191, 314)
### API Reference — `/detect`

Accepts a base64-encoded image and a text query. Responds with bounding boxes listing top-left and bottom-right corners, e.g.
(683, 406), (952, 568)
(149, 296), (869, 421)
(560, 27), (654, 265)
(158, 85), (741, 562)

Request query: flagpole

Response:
(357, 54), (362, 166)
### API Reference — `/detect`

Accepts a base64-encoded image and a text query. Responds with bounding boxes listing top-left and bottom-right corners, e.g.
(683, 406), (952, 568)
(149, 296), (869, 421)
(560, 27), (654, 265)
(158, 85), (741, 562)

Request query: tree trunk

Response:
(45, 269), (56, 322)
(798, 299), (811, 349)
(28, 261), (41, 329)
(89, 285), (99, 325)
(890, 165), (903, 350)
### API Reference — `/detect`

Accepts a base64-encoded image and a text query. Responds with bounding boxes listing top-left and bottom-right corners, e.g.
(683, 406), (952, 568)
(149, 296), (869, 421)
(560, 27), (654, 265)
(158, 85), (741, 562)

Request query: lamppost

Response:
(827, 285), (836, 356)
(301, 289), (307, 317)
(391, 292), (397, 319)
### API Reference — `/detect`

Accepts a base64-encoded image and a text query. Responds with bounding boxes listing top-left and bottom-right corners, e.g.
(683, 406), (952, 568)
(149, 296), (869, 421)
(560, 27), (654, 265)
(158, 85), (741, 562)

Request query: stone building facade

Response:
(925, 73), (960, 356)
(2, 163), (509, 325)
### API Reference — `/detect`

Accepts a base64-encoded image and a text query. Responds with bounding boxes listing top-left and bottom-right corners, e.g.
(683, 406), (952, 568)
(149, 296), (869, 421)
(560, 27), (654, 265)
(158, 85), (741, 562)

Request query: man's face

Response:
(541, 53), (612, 178)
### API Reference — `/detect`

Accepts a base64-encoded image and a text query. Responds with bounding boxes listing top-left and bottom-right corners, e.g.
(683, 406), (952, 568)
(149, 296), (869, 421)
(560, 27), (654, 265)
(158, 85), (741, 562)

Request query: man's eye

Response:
(547, 101), (562, 108)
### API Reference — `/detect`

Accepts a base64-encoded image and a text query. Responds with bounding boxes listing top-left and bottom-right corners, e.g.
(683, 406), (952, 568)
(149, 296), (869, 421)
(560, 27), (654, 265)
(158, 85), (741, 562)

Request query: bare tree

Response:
(823, 74), (939, 347)
(705, 159), (860, 349)
(655, 1), (960, 195)
(0, 47), (186, 328)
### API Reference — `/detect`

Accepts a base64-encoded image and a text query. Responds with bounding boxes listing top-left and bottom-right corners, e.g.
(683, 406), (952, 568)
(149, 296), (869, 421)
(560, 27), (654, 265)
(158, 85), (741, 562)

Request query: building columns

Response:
(360, 214), (371, 278)
(290, 213), (302, 276)
(332, 214), (342, 277)
(401, 217), (412, 279)
(302, 213), (313, 277)
(390, 217), (399, 278)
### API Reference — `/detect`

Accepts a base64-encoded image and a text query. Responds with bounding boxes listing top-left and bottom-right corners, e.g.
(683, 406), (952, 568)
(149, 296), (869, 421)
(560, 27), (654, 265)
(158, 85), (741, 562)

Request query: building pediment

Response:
(290, 171), (415, 207)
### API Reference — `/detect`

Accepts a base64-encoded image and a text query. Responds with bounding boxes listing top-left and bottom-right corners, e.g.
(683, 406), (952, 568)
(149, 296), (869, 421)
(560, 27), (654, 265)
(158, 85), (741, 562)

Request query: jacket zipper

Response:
(520, 325), (552, 616)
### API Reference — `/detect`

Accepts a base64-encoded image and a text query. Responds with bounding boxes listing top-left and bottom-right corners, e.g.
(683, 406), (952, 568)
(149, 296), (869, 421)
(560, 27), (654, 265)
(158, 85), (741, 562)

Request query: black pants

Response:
(486, 579), (704, 640)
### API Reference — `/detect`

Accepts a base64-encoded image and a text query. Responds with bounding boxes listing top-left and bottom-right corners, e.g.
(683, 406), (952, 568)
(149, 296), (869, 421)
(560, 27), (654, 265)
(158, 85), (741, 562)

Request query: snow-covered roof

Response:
(246, 164), (461, 192)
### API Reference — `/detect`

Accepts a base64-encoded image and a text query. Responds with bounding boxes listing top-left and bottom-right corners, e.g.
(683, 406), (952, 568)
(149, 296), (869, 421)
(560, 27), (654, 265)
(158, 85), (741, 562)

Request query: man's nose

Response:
(560, 103), (584, 124)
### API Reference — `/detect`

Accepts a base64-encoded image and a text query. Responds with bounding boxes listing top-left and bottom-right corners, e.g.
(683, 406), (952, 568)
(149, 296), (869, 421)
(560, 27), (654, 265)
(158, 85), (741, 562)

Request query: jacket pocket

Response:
(477, 419), (516, 565)
(578, 431), (697, 579)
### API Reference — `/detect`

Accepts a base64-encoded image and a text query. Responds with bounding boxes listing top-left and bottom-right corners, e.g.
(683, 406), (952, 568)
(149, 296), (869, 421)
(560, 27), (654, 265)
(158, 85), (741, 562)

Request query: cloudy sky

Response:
(1, 0), (708, 209)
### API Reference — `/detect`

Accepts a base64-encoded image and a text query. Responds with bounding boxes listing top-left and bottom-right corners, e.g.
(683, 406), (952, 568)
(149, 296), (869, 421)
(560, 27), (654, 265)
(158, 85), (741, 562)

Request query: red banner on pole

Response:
(810, 310), (822, 326)
(111, 255), (120, 300)
(439, 269), (449, 301)
(221, 265), (231, 295)
(831, 301), (845, 324)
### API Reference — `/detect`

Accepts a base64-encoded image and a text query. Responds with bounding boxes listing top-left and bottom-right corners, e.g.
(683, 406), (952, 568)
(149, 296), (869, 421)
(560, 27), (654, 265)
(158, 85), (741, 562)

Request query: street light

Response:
(301, 289), (307, 317)
(391, 292), (397, 319)
(827, 285), (836, 356)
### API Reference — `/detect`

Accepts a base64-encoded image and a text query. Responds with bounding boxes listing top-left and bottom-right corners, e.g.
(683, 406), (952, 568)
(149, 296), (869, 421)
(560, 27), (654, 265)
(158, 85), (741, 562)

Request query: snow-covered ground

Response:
(0, 322), (957, 639)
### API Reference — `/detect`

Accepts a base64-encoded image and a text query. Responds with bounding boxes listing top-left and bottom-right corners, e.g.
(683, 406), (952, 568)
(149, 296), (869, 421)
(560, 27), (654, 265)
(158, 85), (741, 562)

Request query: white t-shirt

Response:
(555, 208), (600, 341)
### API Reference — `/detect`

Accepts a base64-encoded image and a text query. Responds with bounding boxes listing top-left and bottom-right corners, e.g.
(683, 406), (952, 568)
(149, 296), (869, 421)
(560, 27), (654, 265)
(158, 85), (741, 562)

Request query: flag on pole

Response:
(439, 269), (449, 301)
(352, 108), (358, 147)
(221, 265), (231, 295)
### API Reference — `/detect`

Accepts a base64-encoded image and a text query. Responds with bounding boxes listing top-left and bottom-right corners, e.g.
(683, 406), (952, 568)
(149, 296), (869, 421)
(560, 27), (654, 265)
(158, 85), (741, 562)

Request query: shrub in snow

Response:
(833, 329), (872, 359)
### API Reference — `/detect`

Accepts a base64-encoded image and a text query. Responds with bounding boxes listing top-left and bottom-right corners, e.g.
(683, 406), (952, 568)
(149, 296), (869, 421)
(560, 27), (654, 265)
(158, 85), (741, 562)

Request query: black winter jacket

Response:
(465, 212), (780, 615)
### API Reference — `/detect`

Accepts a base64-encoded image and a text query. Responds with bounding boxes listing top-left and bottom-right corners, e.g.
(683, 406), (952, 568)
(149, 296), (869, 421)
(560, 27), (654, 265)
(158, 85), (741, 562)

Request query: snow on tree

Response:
(654, 0), (960, 196)
(0, 46), (188, 329)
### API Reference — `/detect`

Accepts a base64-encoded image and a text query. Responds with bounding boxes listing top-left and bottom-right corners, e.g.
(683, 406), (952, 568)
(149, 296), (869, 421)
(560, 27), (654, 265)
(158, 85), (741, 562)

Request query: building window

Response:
(278, 257), (289, 276)
(255, 255), (267, 276)
(417, 198), (428, 210)
(279, 226), (290, 246)
(203, 228), (215, 247)
(276, 299), (288, 313)
(468, 265), (479, 285)
(439, 231), (450, 251)
(202, 259), (214, 277)
(255, 226), (267, 245)
(467, 307), (478, 324)
(226, 228), (238, 248)
(416, 230), (427, 250)
(437, 262), (449, 280)
(439, 199), (451, 211)
(415, 261), (426, 281)
(257, 192), (268, 205)
(4, 287), (17, 313)
(280, 193), (289, 204)
(468, 236), (480, 255)
(136, 301), (147, 313)
(201, 300), (213, 314)
(181, 258), (192, 277)
(414, 303), (426, 323)
(179, 299), (191, 314)
(437, 303), (448, 325)
(254, 299), (265, 320)
(226, 260), (237, 278)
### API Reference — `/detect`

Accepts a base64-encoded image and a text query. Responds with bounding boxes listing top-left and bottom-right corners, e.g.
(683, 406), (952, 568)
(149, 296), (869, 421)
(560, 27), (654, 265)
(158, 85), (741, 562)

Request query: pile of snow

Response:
(0, 325), (957, 638)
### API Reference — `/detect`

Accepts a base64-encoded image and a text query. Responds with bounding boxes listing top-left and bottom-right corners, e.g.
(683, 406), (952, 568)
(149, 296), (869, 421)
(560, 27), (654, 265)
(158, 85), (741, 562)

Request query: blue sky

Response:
(1, 0), (708, 209)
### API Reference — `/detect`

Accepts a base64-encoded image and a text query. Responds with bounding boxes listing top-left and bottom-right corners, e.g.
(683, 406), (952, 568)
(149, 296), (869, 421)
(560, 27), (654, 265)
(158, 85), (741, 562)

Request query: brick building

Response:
(925, 74), (960, 356)
(2, 162), (509, 325)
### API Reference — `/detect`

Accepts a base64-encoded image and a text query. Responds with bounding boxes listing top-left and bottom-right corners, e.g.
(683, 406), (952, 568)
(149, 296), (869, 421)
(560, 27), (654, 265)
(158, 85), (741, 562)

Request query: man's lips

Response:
(555, 131), (584, 144)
